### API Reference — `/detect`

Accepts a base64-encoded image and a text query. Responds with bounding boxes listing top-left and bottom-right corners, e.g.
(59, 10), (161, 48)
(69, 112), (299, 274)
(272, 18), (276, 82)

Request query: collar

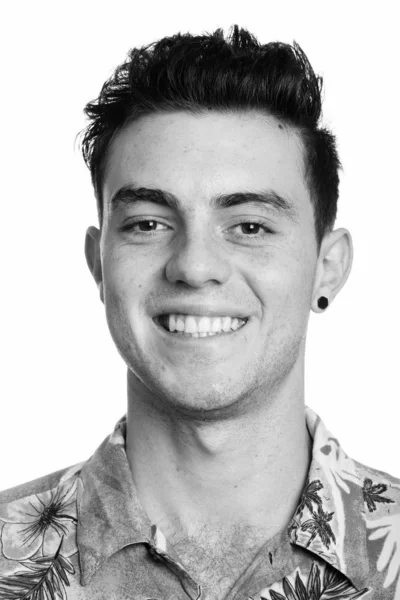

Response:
(77, 408), (370, 590)
(77, 416), (152, 586)
(288, 407), (369, 591)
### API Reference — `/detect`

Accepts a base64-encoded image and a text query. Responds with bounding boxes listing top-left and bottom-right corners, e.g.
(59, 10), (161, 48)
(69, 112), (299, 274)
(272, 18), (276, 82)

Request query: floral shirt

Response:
(0, 407), (399, 600)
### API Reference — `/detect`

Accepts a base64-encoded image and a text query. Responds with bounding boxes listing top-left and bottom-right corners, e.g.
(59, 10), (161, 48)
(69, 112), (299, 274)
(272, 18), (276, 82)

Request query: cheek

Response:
(102, 246), (145, 300)
(102, 255), (136, 325)
(251, 253), (313, 322)
(102, 251), (159, 345)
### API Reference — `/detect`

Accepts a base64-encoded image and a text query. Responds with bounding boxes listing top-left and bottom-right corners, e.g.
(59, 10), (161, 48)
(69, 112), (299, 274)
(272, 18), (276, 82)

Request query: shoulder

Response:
(353, 458), (400, 596)
(0, 462), (84, 505)
(0, 462), (84, 577)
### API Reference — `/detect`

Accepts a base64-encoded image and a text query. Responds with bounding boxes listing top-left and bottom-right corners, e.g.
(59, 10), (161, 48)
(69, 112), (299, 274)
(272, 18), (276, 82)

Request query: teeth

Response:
(222, 316), (232, 332)
(211, 317), (222, 333)
(182, 315), (197, 333)
(231, 318), (241, 331)
(166, 314), (246, 334)
(198, 316), (217, 333)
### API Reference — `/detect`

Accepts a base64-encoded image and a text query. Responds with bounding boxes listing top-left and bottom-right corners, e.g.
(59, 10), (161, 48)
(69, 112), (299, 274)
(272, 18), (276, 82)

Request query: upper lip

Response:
(152, 304), (249, 319)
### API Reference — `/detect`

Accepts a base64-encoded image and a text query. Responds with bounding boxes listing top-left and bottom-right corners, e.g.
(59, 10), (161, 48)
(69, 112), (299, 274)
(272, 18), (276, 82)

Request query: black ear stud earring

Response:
(318, 296), (329, 310)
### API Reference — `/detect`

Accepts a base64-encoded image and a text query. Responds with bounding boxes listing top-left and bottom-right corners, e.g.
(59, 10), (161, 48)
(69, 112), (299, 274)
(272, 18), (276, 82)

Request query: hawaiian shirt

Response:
(0, 407), (399, 600)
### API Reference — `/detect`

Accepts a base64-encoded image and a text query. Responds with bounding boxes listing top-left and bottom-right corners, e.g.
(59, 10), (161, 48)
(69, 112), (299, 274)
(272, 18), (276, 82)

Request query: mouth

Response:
(153, 314), (249, 340)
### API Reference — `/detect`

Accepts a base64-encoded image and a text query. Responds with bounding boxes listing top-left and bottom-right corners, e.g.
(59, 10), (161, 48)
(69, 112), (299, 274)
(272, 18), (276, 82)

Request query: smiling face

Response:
(91, 110), (320, 417)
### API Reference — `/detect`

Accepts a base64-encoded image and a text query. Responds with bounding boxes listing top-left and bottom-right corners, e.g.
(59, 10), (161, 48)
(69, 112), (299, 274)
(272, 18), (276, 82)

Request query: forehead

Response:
(103, 111), (312, 221)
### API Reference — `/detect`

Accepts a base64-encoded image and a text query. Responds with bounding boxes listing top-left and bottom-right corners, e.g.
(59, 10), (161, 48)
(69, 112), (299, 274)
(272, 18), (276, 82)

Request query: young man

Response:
(0, 25), (399, 600)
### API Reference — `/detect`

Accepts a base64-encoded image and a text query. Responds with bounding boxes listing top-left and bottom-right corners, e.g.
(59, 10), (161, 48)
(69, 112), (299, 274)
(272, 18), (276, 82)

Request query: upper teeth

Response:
(166, 314), (246, 334)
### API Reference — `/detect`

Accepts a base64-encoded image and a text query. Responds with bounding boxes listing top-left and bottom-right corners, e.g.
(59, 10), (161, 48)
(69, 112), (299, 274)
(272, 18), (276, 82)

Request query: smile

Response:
(153, 314), (249, 340)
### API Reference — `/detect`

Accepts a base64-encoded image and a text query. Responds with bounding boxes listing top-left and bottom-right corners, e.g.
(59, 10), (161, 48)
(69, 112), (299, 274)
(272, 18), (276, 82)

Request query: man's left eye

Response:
(232, 221), (273, 236)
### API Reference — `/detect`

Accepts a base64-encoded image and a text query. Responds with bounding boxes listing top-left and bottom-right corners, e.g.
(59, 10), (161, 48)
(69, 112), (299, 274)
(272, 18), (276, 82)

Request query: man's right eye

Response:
(119, 219), (170, 234)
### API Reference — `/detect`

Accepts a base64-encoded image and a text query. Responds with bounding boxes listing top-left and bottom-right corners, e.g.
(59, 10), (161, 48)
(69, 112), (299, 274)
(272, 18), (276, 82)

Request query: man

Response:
(0, 24), (399, 600)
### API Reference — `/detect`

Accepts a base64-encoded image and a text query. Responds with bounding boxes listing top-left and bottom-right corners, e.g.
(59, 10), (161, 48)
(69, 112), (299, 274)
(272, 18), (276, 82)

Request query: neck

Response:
(125, 367), (312, 543)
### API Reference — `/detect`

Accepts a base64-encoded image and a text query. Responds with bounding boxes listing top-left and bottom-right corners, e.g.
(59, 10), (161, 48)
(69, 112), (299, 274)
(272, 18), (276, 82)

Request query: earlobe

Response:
(85, 226), (103, 300)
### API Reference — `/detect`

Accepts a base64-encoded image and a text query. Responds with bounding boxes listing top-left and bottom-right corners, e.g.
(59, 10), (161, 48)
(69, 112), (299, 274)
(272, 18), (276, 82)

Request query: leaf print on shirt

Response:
(0, 478), (79, 561)
(362, 478), (395, 513)
(288, 479), (324, 543)
(367, 513), (400, 600)
(0, 537), (74, 600)
(301, 505), (336, 550)
(297, 480), (323, 515)
(261, 561), (369, 600)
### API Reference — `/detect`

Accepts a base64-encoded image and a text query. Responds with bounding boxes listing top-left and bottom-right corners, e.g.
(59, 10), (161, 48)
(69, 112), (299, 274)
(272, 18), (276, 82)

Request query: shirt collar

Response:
(77, 415), (152, 586)
(288, 407), (369, 591)
(77, 408), (370, 590)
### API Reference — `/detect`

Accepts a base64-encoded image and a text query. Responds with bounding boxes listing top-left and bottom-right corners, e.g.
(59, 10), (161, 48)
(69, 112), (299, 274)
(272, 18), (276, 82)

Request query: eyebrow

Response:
(109, 184), (298, 222)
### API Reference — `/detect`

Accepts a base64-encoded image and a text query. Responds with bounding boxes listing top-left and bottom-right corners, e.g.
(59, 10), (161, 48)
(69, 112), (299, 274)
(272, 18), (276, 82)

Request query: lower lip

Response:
(152, 317), (250, 343)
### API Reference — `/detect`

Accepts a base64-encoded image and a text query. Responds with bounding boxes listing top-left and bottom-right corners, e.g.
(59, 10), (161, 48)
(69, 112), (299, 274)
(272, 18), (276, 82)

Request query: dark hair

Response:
(80, 25), (340, 252)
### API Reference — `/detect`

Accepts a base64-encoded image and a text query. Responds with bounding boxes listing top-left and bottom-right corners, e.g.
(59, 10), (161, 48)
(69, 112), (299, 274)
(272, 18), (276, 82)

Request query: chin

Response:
(149, 374), (248, 419)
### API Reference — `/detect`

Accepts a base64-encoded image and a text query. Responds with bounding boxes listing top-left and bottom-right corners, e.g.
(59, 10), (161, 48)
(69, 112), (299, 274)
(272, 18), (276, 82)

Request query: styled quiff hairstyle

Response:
(80, 25), (340, 252)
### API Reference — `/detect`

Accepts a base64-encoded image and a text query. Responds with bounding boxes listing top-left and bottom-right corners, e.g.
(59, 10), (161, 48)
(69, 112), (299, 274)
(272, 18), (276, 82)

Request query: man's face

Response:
(98, 111), (318, 417)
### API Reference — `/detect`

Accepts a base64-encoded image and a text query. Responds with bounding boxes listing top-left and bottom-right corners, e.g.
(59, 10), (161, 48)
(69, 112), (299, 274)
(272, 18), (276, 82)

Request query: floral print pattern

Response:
(0, 538), (75, 600)
(260, 561), (369, 600)
(0, 478), (80, 599)
(0, 479), (79, 561)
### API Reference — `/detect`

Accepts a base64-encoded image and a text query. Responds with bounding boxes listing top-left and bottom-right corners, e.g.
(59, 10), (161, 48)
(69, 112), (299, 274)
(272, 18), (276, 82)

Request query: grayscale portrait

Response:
(1, 8), (399, 600)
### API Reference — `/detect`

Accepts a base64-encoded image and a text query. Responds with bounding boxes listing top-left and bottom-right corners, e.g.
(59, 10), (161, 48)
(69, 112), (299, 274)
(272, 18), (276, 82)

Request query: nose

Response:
(165, 228), (231, 288)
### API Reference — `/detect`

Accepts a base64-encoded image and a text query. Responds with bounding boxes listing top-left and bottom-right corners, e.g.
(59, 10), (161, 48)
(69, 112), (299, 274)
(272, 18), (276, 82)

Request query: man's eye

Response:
(230, 221), (274, 238)
(119, 219), (168, 234)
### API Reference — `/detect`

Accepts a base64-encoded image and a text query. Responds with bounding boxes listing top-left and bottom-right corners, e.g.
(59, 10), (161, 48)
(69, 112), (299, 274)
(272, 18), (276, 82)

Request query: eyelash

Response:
(119, 218), (274, 239)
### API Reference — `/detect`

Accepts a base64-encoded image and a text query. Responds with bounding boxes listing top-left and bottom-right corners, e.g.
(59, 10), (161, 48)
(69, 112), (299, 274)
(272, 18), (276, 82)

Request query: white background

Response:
(0, 0), (399, 491)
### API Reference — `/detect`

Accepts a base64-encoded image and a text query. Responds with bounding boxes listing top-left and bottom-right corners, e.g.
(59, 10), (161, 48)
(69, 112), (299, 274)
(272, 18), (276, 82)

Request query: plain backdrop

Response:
(0, 0), (399, 491)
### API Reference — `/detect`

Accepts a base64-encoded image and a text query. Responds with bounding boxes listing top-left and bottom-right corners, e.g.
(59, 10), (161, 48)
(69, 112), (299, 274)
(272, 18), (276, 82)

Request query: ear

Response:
(85, 226), (104, 304)
(311, 227), (353, 313)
